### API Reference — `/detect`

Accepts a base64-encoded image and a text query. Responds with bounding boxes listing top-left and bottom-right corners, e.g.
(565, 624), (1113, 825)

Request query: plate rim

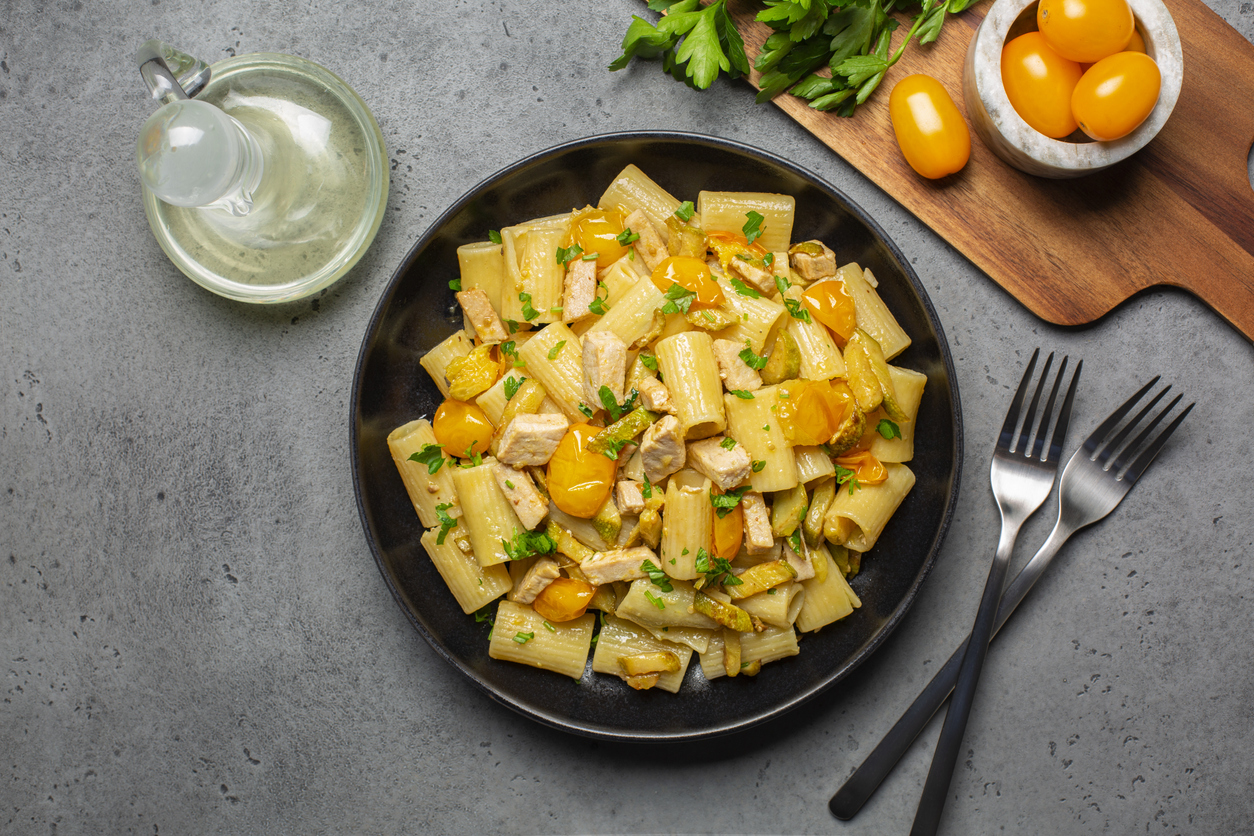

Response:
(350, 129), (964, 742)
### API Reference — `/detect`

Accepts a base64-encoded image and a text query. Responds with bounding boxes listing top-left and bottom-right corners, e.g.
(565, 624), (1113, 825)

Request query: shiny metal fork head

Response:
(1054, 377), (1194, 532)
(990, 349), (1083, 529)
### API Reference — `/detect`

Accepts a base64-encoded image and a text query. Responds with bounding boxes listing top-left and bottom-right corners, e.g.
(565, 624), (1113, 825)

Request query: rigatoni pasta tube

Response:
(837, 263), (911, 360)
(697, 191), (795, 253)
(598, 164), (683, 232)
(795, 549), (856, 632)
(501, 224), (568, 325)
(723, 386), (799, 493)
(451, 458), (526, 567)
(616, 579), (720, 630)
(737, 581), (805, 629)
(824, 462), (916, 553)
(713, 274), (786, 355)
(591, 614), (693, 693)
(793, 445), (836, 484)
(456, 241), (504, 314)
(660, 476), (712, 580)
(421, 528), (512, 614)
(516, 322), (586, 421)
(868, 366), (927, 463)
(419, 330), (473, 398)
(387, 419), (458, 528)
(587, 275), (667, 348)
(489, 600), (594, 679)
(784, 284), (845, 380)
(738, 624), (800, 667)
(655, 331), (726, 439)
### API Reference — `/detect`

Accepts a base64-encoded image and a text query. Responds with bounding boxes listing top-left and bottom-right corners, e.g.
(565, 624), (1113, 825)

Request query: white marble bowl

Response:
(963, 0), (1183, 178)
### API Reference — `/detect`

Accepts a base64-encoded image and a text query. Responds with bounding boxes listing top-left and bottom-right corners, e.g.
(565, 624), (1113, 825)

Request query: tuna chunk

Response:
(508, 556), (561, 604)
(624, 209), (668, 272)
(579, 545), (655, 586)
(639, 415), (686, 483)
(616, 480), (646, 516)
(582, 331), (628, 406)
(686, 436), (752, 491)
(741, 491), (774, 554)
(493, 463), (549, 531)
(728, 256), (776, 295)
(712, 339), (763, 393)
(563, 257), (598, 322)
(637, 376), (673, 413)
(783, 541), (816, 582)
(456, 287), (508, 343)
(497, 413), (570, 467)
(789, 240), (837, 281)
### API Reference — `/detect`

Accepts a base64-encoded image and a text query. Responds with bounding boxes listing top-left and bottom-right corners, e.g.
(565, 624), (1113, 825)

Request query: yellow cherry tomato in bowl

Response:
(888, 75), (971, 180)
(1001, 32), (1084, 138)
(1071, 51), (1161, 141)
(571, 209), (629, 270)
(432, 399), (494, 459)
(802, 280), (857, 342)
(649, 256), (725, 307)
(1037, 0), (1134, 63)
(547, 424), (617, 518)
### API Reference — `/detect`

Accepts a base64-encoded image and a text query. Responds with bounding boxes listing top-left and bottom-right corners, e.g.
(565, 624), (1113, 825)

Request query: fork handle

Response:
(829, 520), (1075, 821)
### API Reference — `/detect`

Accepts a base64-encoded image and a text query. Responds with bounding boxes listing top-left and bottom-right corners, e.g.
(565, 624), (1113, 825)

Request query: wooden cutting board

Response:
(722, 0), (1254, 339)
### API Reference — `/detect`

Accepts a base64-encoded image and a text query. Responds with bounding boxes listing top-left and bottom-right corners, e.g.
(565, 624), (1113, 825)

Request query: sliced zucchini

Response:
(620, 651), (681, 676)
(770, 483), (808, 538)
(760, 329), (801, 385)
(693, 591), (755, 632)
(590, 407), (659, 456)
(804, 477), (836, 548)
(851, 328), (908, 421)
(591, 496), (622, 544)
(724, 559), (798, 600)
(723, 628), (742, 678)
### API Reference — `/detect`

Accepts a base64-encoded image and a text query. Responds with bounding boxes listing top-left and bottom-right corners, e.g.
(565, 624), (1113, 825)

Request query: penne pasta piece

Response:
(723, 386), (799, 493)
(655, 331), (726, 439)
(489, 600), (594, 679)
(824, 462), (916, 552)
(837, 263), (911, 360)
(421, 527), (512, 614)
(697, 191), (795, 253)
(387, 419), (458, 529)
(451, 457), (526, 567)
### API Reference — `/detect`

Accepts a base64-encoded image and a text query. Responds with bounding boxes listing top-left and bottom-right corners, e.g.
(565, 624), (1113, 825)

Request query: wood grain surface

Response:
(723, 0), (1254, 338)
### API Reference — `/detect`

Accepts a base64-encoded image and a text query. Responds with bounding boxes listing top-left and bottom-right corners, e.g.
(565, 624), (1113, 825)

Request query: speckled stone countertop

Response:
(3, 2), (1253, 833)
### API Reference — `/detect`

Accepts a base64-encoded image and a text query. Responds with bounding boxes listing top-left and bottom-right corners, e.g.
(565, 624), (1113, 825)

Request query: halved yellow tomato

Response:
(777, 379), (857, 447)
(432, 399), (494, 459)
(833, 450), (888, 485)
(711, 498), (744, 560)
(571, 209), (629, 270)
(547, 424), (617, 518)
(705, 230), (769, 274)
(802, 281), (857, 343)
(649, 256), (725, 307)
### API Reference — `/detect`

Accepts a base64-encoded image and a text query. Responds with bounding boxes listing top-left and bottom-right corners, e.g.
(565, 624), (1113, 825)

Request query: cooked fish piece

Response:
(639, 414), (686, 483)
(625, 209), (668, 272)
(581, 331), (628, 406)
(686, 436), (752, 491)
(741, 491), (775, 554)
(712, 338), (763, 393)
(562, 257), (598, 323)
(455, 287), (508, 344)
(579, 545), (656, 586)
(508, 555), (561, 604)
(637, 376), (673, 413)
(789, 240), (837, 281)
(616, 480), (646, 516)
(493, 463), (549, 531)
(497, 413), (570, 467)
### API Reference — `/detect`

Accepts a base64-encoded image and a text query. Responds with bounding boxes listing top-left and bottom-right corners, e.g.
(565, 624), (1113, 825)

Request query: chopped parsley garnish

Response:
(768, 587), (778, 595)
(408, 443), (445, 475)
(589, 281), (611, 316)
(639, 353), (658, 371)
(519, 292), (541, 320)
(435, 503), (457, 545)
(709, 486), (751, 519)
(474, 604), (494, 624)
(878, 418), (903, 440)
(752, 460), (766, 473)
(599, 386), (639, 422)
(505, 319), (520, 334)
(729, 277), (762, 299)
(501, 529), (558, 561)
(660, 283), (696, 315)
(682, 548), (689, 555)
(487, 229), (502, 245)
(616, 228), (640, 245)
(743, 211), (765, 246)
(580, 252), (599, 262)
(674, 201), (695, 222)
(739, 341), (767, 370)
(729, 389), (755, 400)
(556, 244), (583, 265)
(543, 620), (557, 632)
(448, 278), (462, 292)
(644, 590), (667, 610)
(642, 474), (653, 499)
(463, 444), (483, 467)
(513, 631), (535, 644)
(788, 529), (802, 553)
(784, 296), (812, 323)
(763, 252), (774, 267)
(505, 479), (515, 490)
(762, 424), (771, 432)
(547, 340), (567, 360)
(835, 464), (863, 495)
(550, 306), (564, 314)
(500, 340), (525, 368)
(696, 548), (743, 587)
(577, 403), (595, 419)
(719, 437), (737, 450)
(504, 376), (525, 400)
(641, 559), (673, 592)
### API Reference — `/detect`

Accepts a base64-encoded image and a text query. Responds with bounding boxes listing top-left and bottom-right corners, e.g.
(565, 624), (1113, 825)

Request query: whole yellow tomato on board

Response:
(432, 399), (494, 459)
(547, 424), (617, 518)
(1072, 51), (1161, 140)
(1037, 0), (1135, 63)
(888, 75), (971, 180)
(1001, 32), (1084, 138)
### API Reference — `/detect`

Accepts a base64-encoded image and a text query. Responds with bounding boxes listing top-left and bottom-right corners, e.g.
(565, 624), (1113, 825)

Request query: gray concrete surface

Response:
(3, 1), (1253, 833)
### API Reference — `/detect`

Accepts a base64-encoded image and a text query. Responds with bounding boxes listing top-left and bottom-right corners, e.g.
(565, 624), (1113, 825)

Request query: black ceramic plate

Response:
(351, 132), (963, 742)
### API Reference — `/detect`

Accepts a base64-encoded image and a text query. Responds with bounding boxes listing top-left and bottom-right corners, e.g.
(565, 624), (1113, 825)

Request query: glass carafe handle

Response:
(136, 40), (211, 103)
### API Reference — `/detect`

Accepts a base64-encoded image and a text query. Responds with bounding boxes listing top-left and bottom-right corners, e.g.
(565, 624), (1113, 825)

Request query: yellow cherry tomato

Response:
(571, 209), (629, 270)
(547, 424), (617, 518)
(777, 379), (854, 447)
(711, 498), (744, 560)
(1071, 51), (1161, 141)
(705, 230), (769, 275)
(533, 577), (596, 622)
(1037, 0), (1134, 63)
(1001, 32), (1084, 138)
(888, 75), (971, 180)
(833, 450), (889, 486)
(649, 256), (725, 307)
(802, 281), (857, 343)
(432, 399), (494, 459)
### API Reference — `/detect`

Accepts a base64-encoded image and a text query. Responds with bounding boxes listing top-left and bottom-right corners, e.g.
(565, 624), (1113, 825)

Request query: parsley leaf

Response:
(474, 604), (495, 625)
(763, 252), (774, 267)
(742, 211), (765, 245)
(488, 229), (503, 245)
(463, 444), (484, 467)
(408, 443), (446, 475)
(675, 200), (696, 222)
(696, 548), (743, 587)
(729, 389), (755, 400)
(720, 437), (737, 450)
(519, 292), (541, 321)
(500, 340), (525, 368)
(641, 558), (673, 592)
(708, 486), (751, 519)
(739, 341), (767, 370)
(504, 376), (525, 400)
(599, 385), (639, 422)
(449, 278), (462, 292)
(556, 244), (584, 265)
(660, 283), (696, 315)
(642, 473), (654, 499)
(616, 228), (640, 245)
(774, 274), (791, 295)
(877, 418), (903, 440)
(752, 459), (766, 473)
(501, 529), (558, 561)
(784, 296), (812, 322)
(513, 631), (535, 644)
(729, 277), (762, 299)
(547, 340), (567, 360)
(577, 403), (595, 420)
(639, 352), (659, 371)
(589, 281), (611, 316)
(835, 464), (863, 495)
(644, 590), (667, 610)
(435, 503), (458, 545)
(581, 252), (599, 262)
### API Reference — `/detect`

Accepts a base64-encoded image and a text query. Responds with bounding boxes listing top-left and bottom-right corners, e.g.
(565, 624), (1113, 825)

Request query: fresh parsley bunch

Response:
(611, 0), (978, 116)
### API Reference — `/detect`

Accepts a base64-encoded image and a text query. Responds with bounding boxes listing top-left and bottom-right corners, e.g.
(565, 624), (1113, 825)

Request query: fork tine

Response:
(1044, 359), (1082, 464)
(1016, 352), (1054, 455)
(1095, 385), (1171, 466)
(1115, 397), (1192, 485)
(1030, 356), (1068, 460)
(999, 348), (1040, 451)
(1081, 376), (1161, 457)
